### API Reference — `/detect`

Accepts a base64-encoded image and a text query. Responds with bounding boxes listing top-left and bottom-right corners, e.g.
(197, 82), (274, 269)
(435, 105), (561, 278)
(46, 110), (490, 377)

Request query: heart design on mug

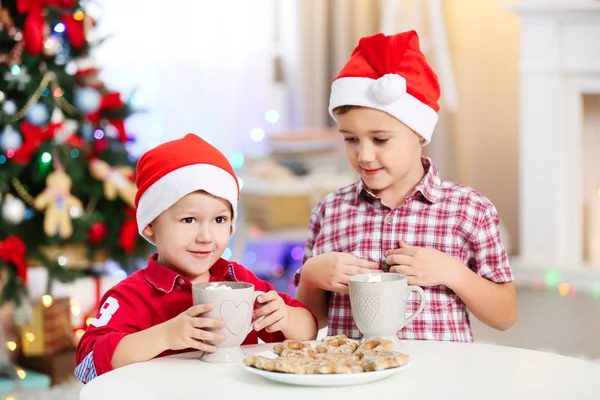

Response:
(355, 293), (381, 326)
(220, 301), (250, 336)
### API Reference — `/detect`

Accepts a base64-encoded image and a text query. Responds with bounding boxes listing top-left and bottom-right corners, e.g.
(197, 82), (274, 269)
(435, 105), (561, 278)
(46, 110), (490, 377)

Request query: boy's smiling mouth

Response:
(362, 167), (383, 176)
(188, 250), (212, 258)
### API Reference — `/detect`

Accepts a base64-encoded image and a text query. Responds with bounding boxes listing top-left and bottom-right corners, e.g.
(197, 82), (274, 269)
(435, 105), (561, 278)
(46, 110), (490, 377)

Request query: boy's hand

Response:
(161, 304), (226, 353)
(385, 241), (461, 287)
(252, 291), (290, 333)
(303, 252), (380, 294)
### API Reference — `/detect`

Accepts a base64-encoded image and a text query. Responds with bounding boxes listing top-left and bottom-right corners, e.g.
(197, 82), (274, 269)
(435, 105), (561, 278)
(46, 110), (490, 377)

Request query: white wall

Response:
(90, 0), (279, 159)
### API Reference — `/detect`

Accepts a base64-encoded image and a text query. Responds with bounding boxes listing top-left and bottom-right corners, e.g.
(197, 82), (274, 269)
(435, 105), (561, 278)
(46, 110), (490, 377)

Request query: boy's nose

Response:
(357, 145), (375, 163)
(195, 225), (212, 243)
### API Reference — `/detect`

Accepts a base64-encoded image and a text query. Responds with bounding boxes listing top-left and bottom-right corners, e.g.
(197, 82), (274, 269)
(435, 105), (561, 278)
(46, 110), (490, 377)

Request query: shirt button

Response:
(386, 216), (393, 224)
(177, 277), (185, 285)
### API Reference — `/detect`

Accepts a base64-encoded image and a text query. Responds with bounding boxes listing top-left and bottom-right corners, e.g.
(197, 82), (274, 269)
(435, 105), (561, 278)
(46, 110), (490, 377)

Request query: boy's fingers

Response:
(386, 254), (412, 266)
(191, 328), (225, 342)
(332, 282), (350, 294)
(187, 303), (213, 316)
(193, 317), (225, 329)
(343, 254), (379, 269)
(265, 319), (286, 333)
(253, 301), (278, 318)
(389, 265), (413, 275)
(254, 312), (283, 332)
(193, 340), (217, 353)
(256, 291), (278, 304)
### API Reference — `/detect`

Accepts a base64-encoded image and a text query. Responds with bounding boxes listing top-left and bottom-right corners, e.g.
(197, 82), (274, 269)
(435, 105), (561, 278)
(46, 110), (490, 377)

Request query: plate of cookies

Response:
(243, 335), (410, 387)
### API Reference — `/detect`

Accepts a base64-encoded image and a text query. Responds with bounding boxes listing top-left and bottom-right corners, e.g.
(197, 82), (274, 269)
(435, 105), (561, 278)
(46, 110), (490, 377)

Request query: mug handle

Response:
(399, 286), (425, 330)
(247, 290), (265, 334)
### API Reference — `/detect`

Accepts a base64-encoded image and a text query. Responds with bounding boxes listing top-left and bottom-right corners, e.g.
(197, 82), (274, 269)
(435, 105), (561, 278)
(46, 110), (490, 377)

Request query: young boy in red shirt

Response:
(75, 134), (317, 382)
(296, 31), (517, 342)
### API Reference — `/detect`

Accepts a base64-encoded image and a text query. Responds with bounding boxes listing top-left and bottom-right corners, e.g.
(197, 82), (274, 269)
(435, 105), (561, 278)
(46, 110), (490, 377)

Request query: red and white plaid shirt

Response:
(300, 158), (513, 343)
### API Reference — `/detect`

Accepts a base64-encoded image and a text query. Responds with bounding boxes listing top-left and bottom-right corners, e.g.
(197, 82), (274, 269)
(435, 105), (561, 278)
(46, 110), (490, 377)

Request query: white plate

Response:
(243, 362), (410, 387)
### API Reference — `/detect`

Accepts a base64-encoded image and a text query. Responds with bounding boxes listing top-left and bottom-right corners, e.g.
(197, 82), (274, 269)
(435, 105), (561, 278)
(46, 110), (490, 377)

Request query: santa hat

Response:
(329, 31), (441, 145)
(135, 133), (239, 244)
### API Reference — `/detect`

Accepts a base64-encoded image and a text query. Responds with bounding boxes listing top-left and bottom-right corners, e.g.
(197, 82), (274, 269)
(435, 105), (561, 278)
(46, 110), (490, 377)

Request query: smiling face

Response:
(143, 190), (232, 283)
(335, 106), (425, 207)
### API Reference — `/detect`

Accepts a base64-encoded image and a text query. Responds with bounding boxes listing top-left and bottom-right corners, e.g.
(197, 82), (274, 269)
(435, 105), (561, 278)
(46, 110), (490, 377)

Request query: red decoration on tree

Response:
(87, 93), (128, 142)
(119, 208), (137, 254)
(13, 121), (59, 163)
(88, 222), (107, 244)
(17, 0), (78, 55)
(93, 137), (109, 153)
(0, 236), (28, 284)
(61, 14), (85, 49)
(13, 120), (87, 164)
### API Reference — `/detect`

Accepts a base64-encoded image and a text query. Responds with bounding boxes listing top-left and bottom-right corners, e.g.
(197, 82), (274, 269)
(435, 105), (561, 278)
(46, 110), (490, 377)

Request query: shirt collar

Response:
(143, 254), (239, 294)
(354, 157), (443, 206)
(413, 157), (443, 204)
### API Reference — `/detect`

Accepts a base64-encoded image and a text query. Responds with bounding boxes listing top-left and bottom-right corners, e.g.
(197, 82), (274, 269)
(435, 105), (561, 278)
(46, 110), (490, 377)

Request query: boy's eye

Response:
(215, 216), (228, 224)
(182, 217), (195, 224)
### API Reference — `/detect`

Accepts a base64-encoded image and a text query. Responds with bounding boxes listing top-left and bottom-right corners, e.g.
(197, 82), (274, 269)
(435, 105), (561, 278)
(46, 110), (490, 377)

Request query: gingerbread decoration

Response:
(89, 159), (136, 208)
(33, 170), (82, 239)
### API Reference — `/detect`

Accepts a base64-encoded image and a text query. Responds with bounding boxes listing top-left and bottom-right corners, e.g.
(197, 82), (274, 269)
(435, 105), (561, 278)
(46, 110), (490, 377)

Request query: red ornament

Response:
(94, 138), (109, 153)
(0, 236), (28, 284)
(119, 208), (137, 254)
(61, 14), (85, 49)
(88, 222), (107, 244)
(17, 0), (78, 55)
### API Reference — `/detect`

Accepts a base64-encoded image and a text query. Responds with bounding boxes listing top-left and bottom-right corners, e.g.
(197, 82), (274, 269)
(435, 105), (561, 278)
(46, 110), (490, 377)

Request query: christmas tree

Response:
(0, 0), (150, 306)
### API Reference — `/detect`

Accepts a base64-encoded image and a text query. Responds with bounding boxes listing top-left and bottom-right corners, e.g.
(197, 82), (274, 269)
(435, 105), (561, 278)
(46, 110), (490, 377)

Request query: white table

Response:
(80, 341), (600, 399)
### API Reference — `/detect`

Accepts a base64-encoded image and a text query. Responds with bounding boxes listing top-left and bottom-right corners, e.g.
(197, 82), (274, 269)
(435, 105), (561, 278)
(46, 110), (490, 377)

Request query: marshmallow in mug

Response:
(205, 284), (233, 290)
(366, 274), (383, 282)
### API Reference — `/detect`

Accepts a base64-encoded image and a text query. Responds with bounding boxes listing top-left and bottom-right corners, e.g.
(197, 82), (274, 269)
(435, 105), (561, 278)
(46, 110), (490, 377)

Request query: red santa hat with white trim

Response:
(134, 133), (240, 244)
(329, 31), (441, 145)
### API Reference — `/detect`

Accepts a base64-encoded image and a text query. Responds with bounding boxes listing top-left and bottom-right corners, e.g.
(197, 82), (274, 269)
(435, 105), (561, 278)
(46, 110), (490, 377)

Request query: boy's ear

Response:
(143, 224), (155, 239)
(414, 131), (426, 146)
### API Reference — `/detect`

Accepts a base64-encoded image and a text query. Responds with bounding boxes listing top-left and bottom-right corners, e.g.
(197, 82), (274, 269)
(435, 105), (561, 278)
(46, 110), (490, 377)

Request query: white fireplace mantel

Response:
(509, 1), (600, 287)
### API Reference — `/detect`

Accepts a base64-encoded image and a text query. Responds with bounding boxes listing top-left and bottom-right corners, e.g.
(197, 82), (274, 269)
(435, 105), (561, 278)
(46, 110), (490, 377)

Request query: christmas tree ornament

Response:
(12, 121), (58, 164)
(61, 14), (85, 49)
(81, 122), (93, 140)
(74, 56), (100, 86)
(1, 194), (26, 225)
(50, 108), (77, 144)
(12, 299), (33, 327)
(43, 35), (62, 57)
(24, 103), (49, 126)
(65, 60), (77, 75)
(89, 159), (136, 207)
(0, 236), (28, 307)
(3, 66), (31, 91)
(0, 125), (22, 151)
(69, 205), (82, 218)
(33, 170), (82, 239)
(2, 100), (17, 115)
(74, 87), (100, 113)
(50, 107), (64, 124)
(88, 222), (107, 244)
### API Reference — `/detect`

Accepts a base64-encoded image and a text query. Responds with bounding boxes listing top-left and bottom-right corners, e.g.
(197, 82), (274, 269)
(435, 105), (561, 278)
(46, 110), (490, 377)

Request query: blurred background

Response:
(1, 0), (600, 397)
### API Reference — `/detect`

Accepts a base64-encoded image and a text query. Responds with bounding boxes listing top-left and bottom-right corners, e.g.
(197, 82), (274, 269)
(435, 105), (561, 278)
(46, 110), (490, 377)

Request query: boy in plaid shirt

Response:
(295, 31), (517, 342)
